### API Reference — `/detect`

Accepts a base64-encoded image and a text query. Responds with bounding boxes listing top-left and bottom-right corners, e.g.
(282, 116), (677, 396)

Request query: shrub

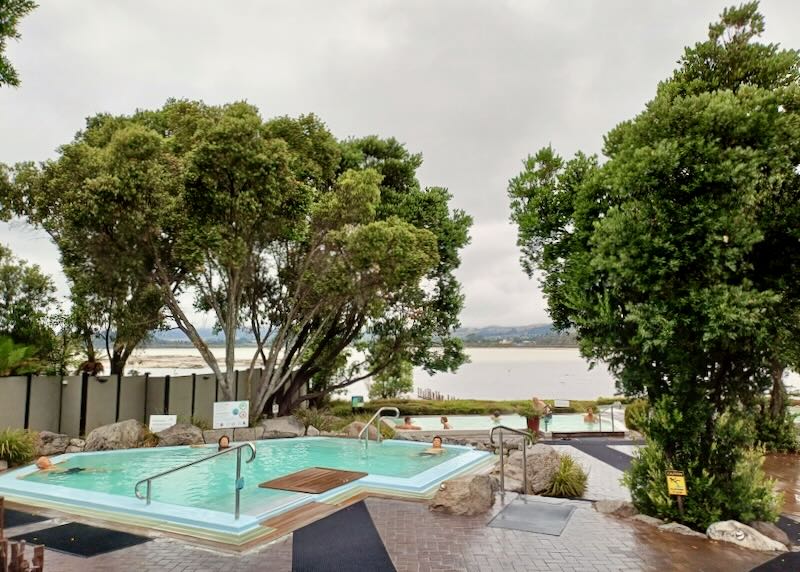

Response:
(176, 415), (212, 431)
(0, 428), (38, 466)
(293, 407), (339, 434)
(544, 454), (587, 498)
(754, 404), (798, 453)
(624, 399), (649, 434)
(623, 401), (782, 530)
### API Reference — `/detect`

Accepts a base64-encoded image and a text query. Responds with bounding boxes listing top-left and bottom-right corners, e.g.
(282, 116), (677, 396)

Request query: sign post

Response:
(213, 401), (249, 429)
(351, 395), (364, 412)
(666, 470), (687, 515)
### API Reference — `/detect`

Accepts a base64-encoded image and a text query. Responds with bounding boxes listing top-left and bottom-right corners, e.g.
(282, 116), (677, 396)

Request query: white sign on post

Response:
(149, 414), (177, 432)
(271, 403), (280, 415)
(213, 401), (249, 429)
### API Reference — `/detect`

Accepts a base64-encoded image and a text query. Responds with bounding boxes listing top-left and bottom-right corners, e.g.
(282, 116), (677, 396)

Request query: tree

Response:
(0, 0), (36, 87)
(509, 2), (797, 528)
(368, 359), (414, 399)
(14, 100), (471, 413)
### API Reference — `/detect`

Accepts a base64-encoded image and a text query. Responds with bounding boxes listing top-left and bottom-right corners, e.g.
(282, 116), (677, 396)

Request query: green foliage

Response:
(176, 415), (212, 431)
(368, 359), (414, 399)
(624, 400), (649, 434)
(624, 399), (782, 530)
(509, 3), (798, 528)
(0, 335), (39, 375)
(544, 454), (587, 498)
(292, 407), (339, 433)
(0, 0), (37, 88)
(755, 404), (798, 453)
(0, 428), (37, 466)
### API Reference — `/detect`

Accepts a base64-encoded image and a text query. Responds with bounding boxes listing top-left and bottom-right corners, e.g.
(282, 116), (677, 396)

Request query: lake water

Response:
(114, 346), (800, 401)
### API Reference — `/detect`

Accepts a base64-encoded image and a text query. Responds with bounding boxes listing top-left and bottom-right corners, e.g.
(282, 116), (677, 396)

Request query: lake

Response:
(115, 346), (800, 401)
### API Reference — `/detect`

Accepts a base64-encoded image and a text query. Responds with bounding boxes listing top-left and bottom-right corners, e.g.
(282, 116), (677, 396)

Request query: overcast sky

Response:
(1, 0), (798, 328)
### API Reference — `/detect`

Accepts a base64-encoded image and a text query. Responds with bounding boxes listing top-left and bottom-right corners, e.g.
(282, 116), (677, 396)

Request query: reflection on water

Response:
(763, 453), (800, 517)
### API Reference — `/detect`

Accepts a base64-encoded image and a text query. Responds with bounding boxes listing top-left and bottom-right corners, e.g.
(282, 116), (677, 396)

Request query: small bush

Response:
(176, 415), (212, 431)
(624, 399), (649, 433)
(0, 428), (38, 466)
(754, 405), (798, 453)
(293, 407), (339, 433)
(544, 454), (588, 498)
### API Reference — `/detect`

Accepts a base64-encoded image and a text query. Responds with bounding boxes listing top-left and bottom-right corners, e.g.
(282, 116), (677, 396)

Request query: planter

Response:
(526, 416), (541, 433)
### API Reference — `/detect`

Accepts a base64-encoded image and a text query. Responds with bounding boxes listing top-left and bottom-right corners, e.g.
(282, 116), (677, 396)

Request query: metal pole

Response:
(522, 436), (528, 495)
(611, 404), (615, 432)
(146, 481), (151, 505)
(498, 430), (505, 498)
(235, 447), (242, 520)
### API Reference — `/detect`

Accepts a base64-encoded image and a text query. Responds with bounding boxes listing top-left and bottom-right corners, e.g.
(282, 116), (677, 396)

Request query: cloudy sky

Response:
(1, 0), (798, 328)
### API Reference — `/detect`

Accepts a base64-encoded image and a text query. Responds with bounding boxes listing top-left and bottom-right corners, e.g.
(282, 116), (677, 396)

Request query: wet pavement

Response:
(763, 453), (800, 518)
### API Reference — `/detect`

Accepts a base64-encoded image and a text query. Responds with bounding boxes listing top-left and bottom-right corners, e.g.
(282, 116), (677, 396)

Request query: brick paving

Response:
(8, 494), (773, 572)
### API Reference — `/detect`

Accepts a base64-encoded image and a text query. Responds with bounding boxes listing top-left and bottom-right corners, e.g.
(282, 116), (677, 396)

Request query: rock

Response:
(233, 427), (263, 442)
(203, 429), (232, 445)
(0, 460), (8, 472)
(306, 425), (320, 436)
(36, 431), (70, 456)
(595, 500), (638, 518)
(429, 475), (497, 516)
(707, 521), (787, 552)
(749, 521), (792, 548)
(340, 421), (379, 440)
(491, 444), (561, 495)
(631, 514), (663, 526)
(69, 438), (85, 448)
(659, 522), (705, 538)
(156, 424), (204, 447)
(259, 416), (305, 438)
(65, 446), (83, 454)
(84, 419), (148, 452)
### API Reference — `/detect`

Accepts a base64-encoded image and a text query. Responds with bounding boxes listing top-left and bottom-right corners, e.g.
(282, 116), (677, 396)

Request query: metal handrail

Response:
(359, 407), (400, 449)
(597, 402), (621, 432)
(134, 441), (256, 519)
(489, 425), (532, 497)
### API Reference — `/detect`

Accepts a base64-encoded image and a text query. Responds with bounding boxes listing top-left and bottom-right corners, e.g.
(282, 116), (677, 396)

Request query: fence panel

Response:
(0, 376), (27, 429)
(145, 376), (166, 421)
(167, 375), (193, 420)
(192, 374), (216, 427)
(28, 375), (61, 433)
(85, 375), (118, 433)
(118, 375), (146, 423)
(59, 375), (83, 436)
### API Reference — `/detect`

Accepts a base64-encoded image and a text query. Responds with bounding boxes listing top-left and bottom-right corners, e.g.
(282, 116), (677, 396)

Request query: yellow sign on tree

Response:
(666, 470), (687, 496)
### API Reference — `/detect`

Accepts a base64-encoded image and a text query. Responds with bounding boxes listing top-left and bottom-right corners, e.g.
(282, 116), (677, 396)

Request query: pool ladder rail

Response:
(134, 441), (257, 520)
(358, 406), (400, 449)
(489, 425), (531, 497)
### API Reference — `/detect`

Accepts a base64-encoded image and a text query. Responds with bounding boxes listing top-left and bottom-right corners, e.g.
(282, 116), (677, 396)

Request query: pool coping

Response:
(0, 437), (493, 545)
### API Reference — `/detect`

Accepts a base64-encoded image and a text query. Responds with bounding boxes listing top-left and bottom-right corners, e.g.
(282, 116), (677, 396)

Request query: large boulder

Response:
(595, 500), (638, 518)
(84, 419), (148, 452)
(65, 438), (85, 454)
(707, 521), (786, 552)
(259, 416), (305, 438)
(340, 421), (379, 440)
(429, 475), (497, 516)
(36, 431), (70, 456)
(156, 424), (204, 447)
(233, 427), (264, 442)
(748, 521), (792, 548)
(491, 443), (561, 494)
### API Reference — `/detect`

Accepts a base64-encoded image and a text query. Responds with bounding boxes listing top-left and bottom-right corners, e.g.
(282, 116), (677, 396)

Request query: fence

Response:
(0, 370), (265, 437)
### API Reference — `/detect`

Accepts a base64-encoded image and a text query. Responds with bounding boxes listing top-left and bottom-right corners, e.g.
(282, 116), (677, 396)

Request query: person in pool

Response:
(422, 435), (446, 455)
(490, 410), (502, 423)
(397, 416), (421, 430)
(440, 416), (452, 430)
(34, 456), (103, 474)
(584, 406), (598, 423)
(218, 435), (231, 451)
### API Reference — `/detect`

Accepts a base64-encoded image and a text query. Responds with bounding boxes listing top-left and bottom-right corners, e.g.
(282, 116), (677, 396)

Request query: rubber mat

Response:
(488, 497), (576, 536)
(292, 501), (395, 572)
(11, 522), (150, 557)
(3, 508), (48, 528)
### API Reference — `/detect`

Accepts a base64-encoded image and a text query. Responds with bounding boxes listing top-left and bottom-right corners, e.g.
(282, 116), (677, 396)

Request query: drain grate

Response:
(488, 498), (576, 536)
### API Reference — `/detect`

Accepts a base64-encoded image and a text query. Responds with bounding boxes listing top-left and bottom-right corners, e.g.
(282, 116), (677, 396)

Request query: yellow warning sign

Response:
(666, 470), (687, 496)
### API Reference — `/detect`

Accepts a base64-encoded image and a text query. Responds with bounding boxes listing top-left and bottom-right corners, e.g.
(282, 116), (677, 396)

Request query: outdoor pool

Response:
(393, 412), (625, 433)
(0, 437), (492, 544)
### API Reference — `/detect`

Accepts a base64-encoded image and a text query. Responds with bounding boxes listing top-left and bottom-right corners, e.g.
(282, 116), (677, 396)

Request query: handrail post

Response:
(235, 446), (242, 520)
(522, 437), (528, 495)
(498, 429), (505, 499)
(146, 480), (151, 505)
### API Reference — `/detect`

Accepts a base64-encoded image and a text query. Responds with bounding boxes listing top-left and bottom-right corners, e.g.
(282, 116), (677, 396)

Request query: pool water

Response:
(393, 413), (625, 433)
(23, 438), (466, 516)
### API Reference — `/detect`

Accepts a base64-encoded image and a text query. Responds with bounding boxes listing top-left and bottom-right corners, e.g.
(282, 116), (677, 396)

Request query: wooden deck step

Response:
(258, 467), (368, 494)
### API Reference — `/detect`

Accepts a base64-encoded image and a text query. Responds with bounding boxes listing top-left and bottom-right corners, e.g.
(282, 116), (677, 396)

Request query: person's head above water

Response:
(404, 416), (412, 424)
(431, 436), (443, 448)
(218, 435), (231, 450)
(440, 416), (448, 423)
(36, 456), (52, 470)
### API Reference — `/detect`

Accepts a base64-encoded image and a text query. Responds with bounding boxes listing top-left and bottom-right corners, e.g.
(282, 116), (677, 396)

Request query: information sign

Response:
(213, 401), (249, 429)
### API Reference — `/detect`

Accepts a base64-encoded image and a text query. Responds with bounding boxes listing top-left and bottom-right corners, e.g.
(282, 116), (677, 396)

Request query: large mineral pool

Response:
(392, 413), (625, 433)
(0, 437), (492, 544)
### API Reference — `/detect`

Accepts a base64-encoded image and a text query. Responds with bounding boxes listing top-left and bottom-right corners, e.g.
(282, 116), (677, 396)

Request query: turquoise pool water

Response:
(23, 438), (466, 516)
(393, 413), (624, 432)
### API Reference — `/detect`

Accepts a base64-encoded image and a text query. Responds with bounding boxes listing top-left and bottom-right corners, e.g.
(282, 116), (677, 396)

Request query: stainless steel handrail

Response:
(134, 441), (256, 519)
(359, 406), (400, 449)
(597, 401), (621, 432)
(489, 425), (532, 497)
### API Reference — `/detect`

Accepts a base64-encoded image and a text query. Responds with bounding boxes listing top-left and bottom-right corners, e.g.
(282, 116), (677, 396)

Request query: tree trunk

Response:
(769, 360), (785, 418)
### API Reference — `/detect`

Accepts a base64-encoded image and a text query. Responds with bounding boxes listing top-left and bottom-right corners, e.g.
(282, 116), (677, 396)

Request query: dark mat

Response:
(567, 442), (633, 471)
(11, 522), (150, 557)
(751, 551), (800, 571)
(775, 515), (800, 546)
(3, 508), (49, 528)
(488, 497), (575, 536)
(260, 467), (367, 494)
(292, 501), (395, 572)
